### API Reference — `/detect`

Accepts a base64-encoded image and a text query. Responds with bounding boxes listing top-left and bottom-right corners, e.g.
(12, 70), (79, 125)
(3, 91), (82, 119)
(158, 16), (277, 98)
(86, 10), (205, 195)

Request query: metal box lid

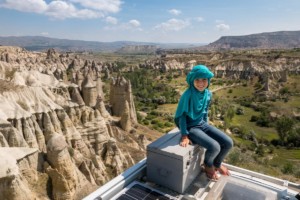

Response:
(147, 130), (199, 161)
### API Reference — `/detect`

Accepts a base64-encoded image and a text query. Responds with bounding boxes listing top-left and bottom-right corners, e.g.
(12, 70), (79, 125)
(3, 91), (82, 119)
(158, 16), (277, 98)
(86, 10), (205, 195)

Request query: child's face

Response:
(193, 78), (208, 92)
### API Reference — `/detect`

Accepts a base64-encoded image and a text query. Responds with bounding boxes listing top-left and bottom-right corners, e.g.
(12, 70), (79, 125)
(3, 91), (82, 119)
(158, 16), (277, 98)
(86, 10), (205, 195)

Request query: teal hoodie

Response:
(174, 65), (214, 134)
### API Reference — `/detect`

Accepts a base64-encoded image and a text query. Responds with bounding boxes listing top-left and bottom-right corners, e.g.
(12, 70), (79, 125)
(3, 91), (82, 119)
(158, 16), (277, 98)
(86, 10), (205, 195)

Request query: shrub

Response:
(254, 82), (262, 89)
(250, 115), (258, 122)
(295, 169), (300, 178)
(236, 107), (244, 115)
(143, 120), (149, 125)
(164, 122), (173, 127)
(151, 119), (159, 124)
(146, 115), (155, 120)
(150, 110), (159, 116)
(281, 163), (294, 174)
(275, 116), (295, 143)
(268, 145), (275, 154)
(157, 121), (165, 128)
(256, 114), (271, 127)
(279, 87), (289, 95)
(227, 148), (241, 165)
(255, 145), (265, 156)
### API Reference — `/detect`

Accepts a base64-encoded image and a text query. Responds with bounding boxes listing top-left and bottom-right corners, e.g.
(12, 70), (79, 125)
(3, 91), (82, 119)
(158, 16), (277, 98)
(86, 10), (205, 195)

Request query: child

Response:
(174, 65), (233, 180)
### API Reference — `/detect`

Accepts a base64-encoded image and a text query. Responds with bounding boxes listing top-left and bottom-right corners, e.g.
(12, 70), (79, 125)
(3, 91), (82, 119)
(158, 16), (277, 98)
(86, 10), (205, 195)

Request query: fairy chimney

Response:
(81, 74), (97, 107)
(46, 48), (59, 60)
(263, 73), (270, 91)
(76, 71), (84, 89)
(95, 96), (111, 118)
(46, 134), (78, 200)
(96, 72), (104, 99)
(110, 76), (137, 123)
(120, 101), (131, 131)
(68, 59), (80, 71)
(69, 84), (85, 106)
(104, 68), (110, 80)
(280, 70), (288, 82)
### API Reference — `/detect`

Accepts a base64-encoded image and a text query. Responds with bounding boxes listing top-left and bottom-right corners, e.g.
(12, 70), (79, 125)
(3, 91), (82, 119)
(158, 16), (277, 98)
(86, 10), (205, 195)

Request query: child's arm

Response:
(203, 91), (212, 123)
(179, 114), (189, 136)
(179, 114), (191, 147)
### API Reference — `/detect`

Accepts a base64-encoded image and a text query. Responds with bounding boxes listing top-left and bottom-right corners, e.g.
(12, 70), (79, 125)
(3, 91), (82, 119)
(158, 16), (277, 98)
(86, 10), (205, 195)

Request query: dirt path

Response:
(211, 83), (240, 93)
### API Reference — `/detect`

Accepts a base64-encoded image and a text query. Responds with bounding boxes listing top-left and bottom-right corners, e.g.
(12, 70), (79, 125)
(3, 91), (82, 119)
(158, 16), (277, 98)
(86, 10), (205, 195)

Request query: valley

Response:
(0, 46), (299, 200)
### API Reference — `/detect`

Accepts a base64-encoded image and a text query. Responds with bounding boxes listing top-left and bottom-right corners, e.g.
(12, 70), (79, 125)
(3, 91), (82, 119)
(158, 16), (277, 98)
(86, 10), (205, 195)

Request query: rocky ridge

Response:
(138, 50), (300, 99)
(207, 31), (300, 50)
(0, 46), (152, 200)
(141, 50), (300, 80)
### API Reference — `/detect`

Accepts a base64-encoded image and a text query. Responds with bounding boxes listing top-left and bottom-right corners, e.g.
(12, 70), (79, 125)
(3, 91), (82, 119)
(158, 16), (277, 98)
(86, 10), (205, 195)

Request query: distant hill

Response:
(206, 30), (300, 50)
(0, 36), (203, 53)
(0, 36), (152, 52)
(1, 31), (298, 53)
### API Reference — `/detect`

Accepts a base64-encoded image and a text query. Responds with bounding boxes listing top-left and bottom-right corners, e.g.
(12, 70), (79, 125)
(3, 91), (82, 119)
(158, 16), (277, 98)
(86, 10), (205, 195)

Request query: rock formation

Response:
(95, 96), (111, 119)
(69, 84), (85, 106)
(81, 74), (97, 107)
(120, 101), (131, 131)
(96, 72), (104, 99)
(110, 75), (137, 123)
(45, 134), (79, 200)
(0, 147), (39, 200)
(140, 50), (298, 81)
(0, 46), (146, 200)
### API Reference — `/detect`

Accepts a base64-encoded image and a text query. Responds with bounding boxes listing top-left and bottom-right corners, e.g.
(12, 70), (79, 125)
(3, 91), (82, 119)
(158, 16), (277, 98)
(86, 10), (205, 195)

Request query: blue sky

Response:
(0, 0), (299, 43)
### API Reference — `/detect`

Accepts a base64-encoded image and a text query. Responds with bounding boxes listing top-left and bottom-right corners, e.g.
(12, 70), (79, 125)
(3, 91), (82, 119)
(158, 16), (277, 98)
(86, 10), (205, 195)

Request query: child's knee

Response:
(211, 142), (221, 154)
(226, 138), (234, 149)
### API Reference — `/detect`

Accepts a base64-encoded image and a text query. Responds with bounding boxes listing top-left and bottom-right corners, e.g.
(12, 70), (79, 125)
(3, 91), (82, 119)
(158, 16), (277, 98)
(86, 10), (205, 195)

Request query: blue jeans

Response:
(188, 121), (233, 168)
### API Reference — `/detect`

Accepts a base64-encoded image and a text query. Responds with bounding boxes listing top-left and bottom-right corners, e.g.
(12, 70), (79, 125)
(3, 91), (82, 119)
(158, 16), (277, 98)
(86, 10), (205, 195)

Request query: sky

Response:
(0, 0), (299, 44)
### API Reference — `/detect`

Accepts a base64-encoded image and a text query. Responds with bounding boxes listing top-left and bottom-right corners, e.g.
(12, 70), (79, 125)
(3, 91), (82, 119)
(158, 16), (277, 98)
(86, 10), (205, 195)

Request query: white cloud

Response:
(168, 9), (181, 16)
(0, 0), (121, 19)
(216, 23), (230, 31)
(69, 0), (122, 13)
(0, 0), (47, 13)
(46, 1), (102, 19)
(46, 1), (76, 19)
(129, 19), (140, 27)
(104, 19), (142, 31)
(105, 16), (118, 24)
(40, 32), (49, 36)
(196, 17), (204, 22)
(155, 18), (189, 31)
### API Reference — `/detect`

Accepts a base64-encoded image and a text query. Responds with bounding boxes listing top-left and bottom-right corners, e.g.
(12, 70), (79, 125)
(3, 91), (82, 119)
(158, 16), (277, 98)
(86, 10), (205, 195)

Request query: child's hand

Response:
(180, 136), (190, 147)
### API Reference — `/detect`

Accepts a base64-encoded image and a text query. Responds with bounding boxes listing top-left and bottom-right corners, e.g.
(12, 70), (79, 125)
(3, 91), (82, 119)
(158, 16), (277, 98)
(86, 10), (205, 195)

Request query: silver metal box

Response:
(146, 130), (203, 193)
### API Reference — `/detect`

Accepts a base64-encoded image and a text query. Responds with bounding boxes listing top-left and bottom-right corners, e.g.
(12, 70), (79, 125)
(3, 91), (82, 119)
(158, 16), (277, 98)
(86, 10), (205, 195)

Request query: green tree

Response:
(275, 116), (295, 143)
(281, 163), (294, 174)
(279, 87), (289, 96)
(256, 145), (265, 156)
(227, 148), (242, 165)
(226, 106), (235, 121)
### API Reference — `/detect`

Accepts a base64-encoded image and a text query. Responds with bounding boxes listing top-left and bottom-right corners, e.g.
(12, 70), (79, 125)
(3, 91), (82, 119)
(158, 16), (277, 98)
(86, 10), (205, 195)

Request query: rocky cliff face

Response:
(207, 31), (300, 50)
(0, 148), (39, 200)
(0, 46), (149, 200)
(141, 50), (300, 81)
